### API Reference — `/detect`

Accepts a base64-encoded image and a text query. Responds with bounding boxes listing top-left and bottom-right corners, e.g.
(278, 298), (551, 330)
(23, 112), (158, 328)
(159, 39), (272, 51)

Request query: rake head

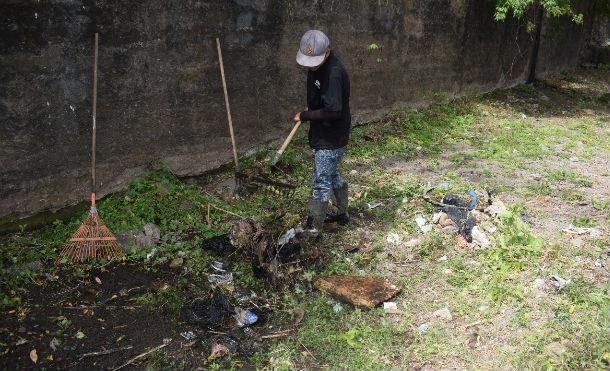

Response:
(61, 207), (123, 262)
(235, 171), (296, 198)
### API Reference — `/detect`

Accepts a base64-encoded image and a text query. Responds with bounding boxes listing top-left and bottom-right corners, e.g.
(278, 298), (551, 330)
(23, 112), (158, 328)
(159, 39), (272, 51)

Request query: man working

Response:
(293, 30), (351, 238)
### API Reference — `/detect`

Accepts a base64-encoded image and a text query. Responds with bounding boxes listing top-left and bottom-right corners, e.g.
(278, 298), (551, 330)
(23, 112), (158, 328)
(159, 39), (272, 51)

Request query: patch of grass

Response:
(136, 284), (186, 316)
(546, 169), (592, 187)
(570, 217), (598, 228)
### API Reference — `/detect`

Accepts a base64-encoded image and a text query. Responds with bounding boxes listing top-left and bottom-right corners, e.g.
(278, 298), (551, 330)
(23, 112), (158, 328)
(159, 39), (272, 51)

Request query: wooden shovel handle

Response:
(276, 120), (301, 157)
(216, 38), (239, 170)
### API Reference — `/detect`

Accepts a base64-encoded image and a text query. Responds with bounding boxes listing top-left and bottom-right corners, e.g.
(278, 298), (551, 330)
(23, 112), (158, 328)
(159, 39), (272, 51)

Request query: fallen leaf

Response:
(16, 338), (28, 346)
(46, 355), (53, 361)
(75, 331), (86, 339)
(94, 276), (102, 284)
(29, 349), (38, 363)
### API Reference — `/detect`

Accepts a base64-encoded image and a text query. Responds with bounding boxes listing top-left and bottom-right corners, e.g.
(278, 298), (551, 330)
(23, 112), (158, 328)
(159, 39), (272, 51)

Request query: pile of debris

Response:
(419, 186), (509, 248)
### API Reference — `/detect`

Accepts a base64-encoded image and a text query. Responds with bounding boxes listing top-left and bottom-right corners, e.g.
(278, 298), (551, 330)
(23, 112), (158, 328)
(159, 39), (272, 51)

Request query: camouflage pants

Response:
(312, 147), (345, 202)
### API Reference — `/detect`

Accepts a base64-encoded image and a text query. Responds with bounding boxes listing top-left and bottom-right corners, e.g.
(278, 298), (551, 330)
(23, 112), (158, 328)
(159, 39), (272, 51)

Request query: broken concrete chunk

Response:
(314, 275), (400, 308)
(484, 199), (508, 218)
(471, 226), (491, 248)
(143, 223), (161, 243)
(432, 307), (453, 321)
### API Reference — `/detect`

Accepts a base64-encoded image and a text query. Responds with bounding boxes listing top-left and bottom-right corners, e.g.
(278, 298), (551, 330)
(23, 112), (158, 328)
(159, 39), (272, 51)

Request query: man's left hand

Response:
(293, 112), (301, 123)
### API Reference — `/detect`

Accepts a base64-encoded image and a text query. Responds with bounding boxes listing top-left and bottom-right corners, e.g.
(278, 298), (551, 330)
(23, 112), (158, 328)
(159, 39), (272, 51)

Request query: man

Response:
(294, 30), (351, 238)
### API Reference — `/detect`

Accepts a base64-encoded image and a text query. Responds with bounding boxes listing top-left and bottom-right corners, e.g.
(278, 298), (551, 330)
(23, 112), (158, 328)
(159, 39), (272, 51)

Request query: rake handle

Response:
(91, 32), (98, 205)
(216, 38), (239, 171)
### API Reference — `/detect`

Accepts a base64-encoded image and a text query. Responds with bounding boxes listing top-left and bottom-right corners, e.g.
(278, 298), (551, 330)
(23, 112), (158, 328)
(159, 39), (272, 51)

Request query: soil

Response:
(0, 263), (267, 369)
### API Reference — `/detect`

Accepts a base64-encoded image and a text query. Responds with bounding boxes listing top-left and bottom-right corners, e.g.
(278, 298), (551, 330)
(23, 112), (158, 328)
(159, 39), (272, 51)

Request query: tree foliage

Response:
(495, 0), (584, 24)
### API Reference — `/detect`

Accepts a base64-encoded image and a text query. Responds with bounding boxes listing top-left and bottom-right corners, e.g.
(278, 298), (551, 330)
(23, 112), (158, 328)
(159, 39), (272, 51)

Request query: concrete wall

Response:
(0, 0), (594, 226)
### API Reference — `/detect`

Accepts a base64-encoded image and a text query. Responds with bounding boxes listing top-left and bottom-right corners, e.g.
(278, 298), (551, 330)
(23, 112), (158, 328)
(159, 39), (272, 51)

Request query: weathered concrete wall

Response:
(0, 0), (594, 225)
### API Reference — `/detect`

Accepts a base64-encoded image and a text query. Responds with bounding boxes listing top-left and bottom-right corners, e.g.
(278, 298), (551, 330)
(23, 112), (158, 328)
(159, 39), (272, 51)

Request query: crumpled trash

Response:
(415, 213), (433, 234)
(383, 301), (400, 314)
(208, 273), (233, 285)
(386, 232), (402, 245)
(201, 235), (236, 256)
(180, 331), (197, 341)
(235, 290), (257, 303)
(439, 194), (477, 241)
(211, 261), (226, 272)
(367, 201), (383, 209)
(183, 289), (232, 326)
(333, 303), (343, 313)
(233, 307), (258, 326)
(563, 225), (601, 237)
(278, 228), (296, 247)
(417, 323), (430, 333)
(550, 275), (571, 290)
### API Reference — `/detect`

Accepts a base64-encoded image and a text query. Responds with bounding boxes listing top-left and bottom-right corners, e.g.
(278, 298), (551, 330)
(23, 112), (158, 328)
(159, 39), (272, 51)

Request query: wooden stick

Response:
(209, 203), (242, 218)
(261, 329), (293, 339)
(216, 38), (239, 170)
(112, 341), (170, 371)
(207, 204), (211, 227)
(78, 345), (133, 360)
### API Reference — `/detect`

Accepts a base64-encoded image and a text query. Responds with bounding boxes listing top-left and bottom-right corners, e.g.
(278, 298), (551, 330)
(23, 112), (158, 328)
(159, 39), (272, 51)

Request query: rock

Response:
(571, 238), (585, 248)
(349, 169), (358, 175)
(432, 211), (442, 224)
(143, 223), (161, 243)
(386, 233), (402, 246)
(169, 257), (184, 268)
(478, 305), (488, 312)
(470, 210), (490, 222)
(533, 278), (546, 290)
(546, 341), (568, 357)
(456, 235), (471, 248)
(440, 225), (459, 235)
(209, 343), (230, 360)
(442, 268), (452, 275)
(531, 173), (543, 181)
(438, 212), (453, 227)
(484, 199), (508, 218)
(24, 260), (43, 272)
(438, 255), (448, 261)
(471, 226), (491, 248)
(432, 307), (453, 321)
(314, 275), (401, 308)
(135, 232), (154, 248)
(550, 275), (570, 290)
(405, 237), (421, 247)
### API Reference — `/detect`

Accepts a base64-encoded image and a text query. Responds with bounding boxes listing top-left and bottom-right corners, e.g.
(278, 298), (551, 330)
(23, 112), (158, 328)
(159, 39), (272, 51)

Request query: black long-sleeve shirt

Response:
(300, 52), (351, 150)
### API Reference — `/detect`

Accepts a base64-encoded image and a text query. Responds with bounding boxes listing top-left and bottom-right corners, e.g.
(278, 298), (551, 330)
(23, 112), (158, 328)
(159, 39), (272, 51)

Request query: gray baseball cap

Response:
(296, 30), (330, 67)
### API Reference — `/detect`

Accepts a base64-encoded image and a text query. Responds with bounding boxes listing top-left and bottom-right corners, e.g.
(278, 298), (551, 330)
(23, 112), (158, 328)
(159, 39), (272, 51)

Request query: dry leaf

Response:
(94, 277), (102, 284)
(29, 348), (38, 363)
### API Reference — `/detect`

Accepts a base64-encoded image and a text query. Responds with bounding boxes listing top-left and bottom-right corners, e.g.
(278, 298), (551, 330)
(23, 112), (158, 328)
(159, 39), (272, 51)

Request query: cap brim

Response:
(296, 50), (325, 67)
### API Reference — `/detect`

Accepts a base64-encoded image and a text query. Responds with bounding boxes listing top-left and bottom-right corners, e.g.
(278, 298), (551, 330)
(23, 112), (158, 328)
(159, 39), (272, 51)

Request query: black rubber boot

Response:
(300, 198), (328, 240)
(325, 182), (349, 225)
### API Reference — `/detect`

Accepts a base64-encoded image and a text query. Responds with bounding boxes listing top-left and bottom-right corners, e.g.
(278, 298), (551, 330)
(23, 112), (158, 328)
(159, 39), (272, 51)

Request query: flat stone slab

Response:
(314, 275), (400, 308)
